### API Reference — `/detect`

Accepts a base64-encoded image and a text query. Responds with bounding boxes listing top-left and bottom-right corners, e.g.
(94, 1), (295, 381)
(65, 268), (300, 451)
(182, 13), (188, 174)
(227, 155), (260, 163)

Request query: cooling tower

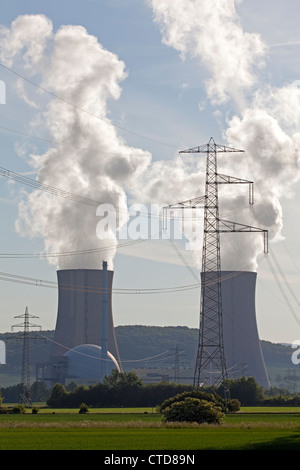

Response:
(49, 266), (122, 384)
(219, 271), (270, 389)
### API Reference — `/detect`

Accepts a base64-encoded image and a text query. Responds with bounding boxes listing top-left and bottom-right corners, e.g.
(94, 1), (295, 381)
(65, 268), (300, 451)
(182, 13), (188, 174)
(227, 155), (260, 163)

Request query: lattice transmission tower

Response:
(164, 137), (268, 395)
(11, 306), (42, 405)
(170, 344), (184, 383)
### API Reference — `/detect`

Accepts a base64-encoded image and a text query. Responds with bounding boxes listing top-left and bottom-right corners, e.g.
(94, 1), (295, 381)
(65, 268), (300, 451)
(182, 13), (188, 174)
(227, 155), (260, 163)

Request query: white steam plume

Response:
(147, 0), (300, 271)
(0, 15), (151, 270)
(149, 0), (266, 106)
(2, 9), (300, 275)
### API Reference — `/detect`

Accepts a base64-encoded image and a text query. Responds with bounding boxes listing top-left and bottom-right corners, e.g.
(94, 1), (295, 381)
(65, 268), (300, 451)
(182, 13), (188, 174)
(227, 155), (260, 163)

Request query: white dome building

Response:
(64, 344), (120, 383)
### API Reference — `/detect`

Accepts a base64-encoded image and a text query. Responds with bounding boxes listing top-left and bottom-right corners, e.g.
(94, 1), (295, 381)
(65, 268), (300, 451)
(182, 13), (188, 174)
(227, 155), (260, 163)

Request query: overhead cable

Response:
(0, 62), (177, 150)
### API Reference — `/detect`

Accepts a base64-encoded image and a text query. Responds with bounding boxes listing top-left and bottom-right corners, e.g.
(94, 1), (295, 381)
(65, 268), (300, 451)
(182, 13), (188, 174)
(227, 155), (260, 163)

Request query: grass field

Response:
(0, 407), (300, 450)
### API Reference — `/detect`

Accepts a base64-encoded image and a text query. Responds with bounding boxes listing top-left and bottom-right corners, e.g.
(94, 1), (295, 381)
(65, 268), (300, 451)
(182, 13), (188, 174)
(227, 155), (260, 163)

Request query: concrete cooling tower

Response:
(48, 263), (122, 384)
(219, 271), (270, 389)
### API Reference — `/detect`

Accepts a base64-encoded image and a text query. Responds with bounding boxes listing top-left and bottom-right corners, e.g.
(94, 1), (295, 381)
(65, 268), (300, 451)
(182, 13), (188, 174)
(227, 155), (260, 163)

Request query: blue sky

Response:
(0, 0), (300, 348)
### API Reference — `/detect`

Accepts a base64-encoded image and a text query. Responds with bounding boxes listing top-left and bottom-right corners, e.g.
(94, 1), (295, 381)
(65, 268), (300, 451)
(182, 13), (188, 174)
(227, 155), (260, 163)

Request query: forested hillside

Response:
(116, 325), (198, 369)
(0, 325), (297, 389)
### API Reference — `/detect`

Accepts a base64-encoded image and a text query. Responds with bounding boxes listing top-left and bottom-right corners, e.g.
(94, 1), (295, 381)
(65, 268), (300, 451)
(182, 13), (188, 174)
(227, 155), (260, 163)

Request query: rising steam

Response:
(147, 0), (300, 271)
(0, 15), (151, 270)
(1, 6), (300, 274)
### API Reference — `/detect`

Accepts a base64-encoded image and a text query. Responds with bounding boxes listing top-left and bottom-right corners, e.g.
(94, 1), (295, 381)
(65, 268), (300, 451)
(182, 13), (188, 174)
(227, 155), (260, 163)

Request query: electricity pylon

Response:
(164, 137), (268, 395)
(170, 344), (184, 383)
(11, 307), (42, 405)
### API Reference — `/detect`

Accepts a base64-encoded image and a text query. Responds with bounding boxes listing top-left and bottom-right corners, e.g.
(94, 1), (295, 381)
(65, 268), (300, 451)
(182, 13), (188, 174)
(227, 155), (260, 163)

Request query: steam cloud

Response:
(149, 0), (266, 106)
(0, 15), (151, 270)
(1, 6), (300, 274)
(147, 0), (300, 271)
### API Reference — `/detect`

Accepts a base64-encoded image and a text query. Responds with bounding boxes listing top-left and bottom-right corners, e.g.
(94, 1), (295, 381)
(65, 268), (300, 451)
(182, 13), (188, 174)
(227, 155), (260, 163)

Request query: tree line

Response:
(47, 370), (190, 408)
(1, 371), (300, 408)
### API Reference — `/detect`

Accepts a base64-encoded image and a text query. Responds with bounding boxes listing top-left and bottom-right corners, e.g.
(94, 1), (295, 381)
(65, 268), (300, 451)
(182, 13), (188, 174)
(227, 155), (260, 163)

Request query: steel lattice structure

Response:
(164, 137), (268, 394)
(11, 307), (41, 405)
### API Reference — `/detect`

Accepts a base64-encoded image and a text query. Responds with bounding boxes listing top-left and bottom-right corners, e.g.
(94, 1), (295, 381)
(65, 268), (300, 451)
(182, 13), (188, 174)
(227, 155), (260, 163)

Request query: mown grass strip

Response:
(1, 425), (300, 450)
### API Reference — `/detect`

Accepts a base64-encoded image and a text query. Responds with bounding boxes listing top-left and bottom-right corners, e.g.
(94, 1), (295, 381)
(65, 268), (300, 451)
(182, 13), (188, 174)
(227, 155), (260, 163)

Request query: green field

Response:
(0, 407), (300, 450)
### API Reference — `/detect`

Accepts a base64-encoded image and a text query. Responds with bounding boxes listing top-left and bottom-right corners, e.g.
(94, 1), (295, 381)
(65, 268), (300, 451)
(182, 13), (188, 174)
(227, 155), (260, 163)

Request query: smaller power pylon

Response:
(174, 344), (180, 383)
(169, 344), (185, 383)
(11, 307), (42, 405)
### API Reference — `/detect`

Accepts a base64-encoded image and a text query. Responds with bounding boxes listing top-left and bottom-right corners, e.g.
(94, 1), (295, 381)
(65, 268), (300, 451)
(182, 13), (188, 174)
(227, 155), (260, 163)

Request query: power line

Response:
(168, 239), (199, 283)
(249, 204), (300, 326)
(0, 166), (166, 224)
(0, 269), (200, 294)
(244, 153), (300, 303)
(0, 124), (156, 158)
(265, 254), (300, 328)
(36, 330), (172, 364)
(0, 166), (103, 208)
(269, 246), (300, 310)
(0, 237), (154, 259)
(0, 62), (177, 150)
(0, 269), (246, 295)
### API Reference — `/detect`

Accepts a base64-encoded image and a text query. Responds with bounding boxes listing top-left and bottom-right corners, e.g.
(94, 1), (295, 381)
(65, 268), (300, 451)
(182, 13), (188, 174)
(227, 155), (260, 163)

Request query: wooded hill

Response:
(0, 325), (298, 391)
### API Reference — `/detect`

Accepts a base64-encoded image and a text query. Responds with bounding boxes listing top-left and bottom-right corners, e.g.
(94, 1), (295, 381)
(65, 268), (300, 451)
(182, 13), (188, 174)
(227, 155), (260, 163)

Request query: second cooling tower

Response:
(50, 266), (122, 384)
(219, 271), (270, 389)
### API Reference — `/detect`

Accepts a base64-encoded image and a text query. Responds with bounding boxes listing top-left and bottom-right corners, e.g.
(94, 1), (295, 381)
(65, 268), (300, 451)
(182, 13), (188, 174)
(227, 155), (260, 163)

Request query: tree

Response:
(103, 370), (143, 388)
(226, 377), (264, 405)
(31, 381), (49, 402)
(103, 370), (143, 407)
(47, 383), (68, 408)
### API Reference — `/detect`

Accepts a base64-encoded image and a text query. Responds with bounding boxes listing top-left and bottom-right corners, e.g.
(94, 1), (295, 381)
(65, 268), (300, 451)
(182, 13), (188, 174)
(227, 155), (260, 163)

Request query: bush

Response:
(227, 398), (240, 412)
(159, 390), (225, 413)
(0, 407), (10, 414)
(12, 404), (26, 414)
(79, 403), (89, 414)
(162, 397), (225, 424)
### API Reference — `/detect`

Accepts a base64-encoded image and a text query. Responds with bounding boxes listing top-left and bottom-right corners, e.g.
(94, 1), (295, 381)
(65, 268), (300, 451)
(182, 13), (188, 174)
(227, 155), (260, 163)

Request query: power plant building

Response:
(36, 265), (270, 389)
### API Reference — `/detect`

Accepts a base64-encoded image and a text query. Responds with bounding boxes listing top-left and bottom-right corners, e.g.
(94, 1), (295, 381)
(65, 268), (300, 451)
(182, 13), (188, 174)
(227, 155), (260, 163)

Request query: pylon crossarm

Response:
(164, 195), (206, 209)
(162, 196), (206, 229)
(216, 219), (269, 254)
(179, 138), (245, 154)
(216, 174), (252, 185)
(215, 174), (254, 205)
